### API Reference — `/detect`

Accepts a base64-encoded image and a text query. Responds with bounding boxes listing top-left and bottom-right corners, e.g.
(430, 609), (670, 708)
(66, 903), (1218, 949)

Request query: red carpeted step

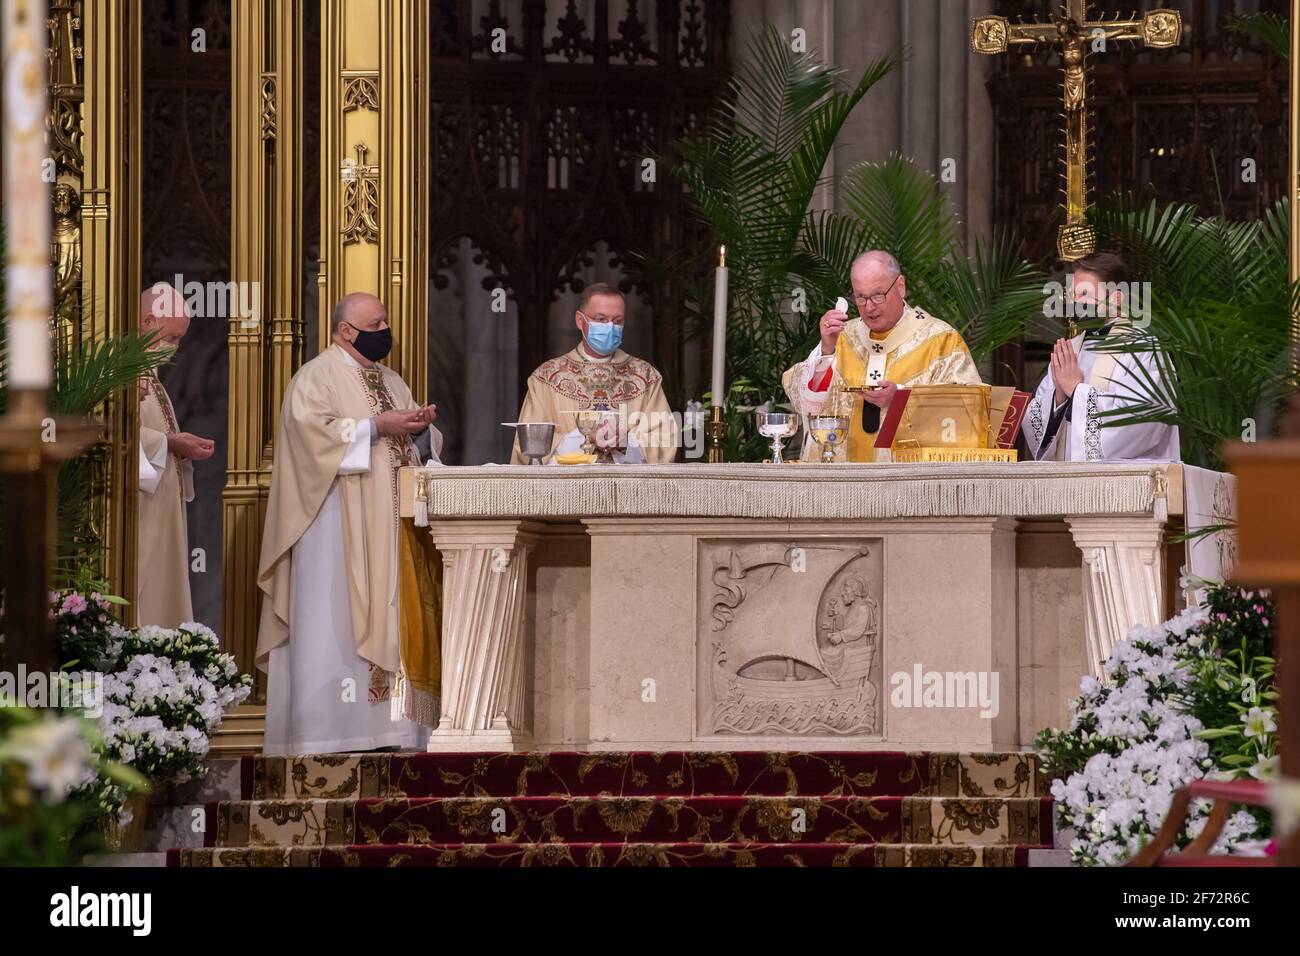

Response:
(174, 842), (879, 866)
(194, 752), (1053, 867)
(206, 794), (906, 847)
(242, 750), (1047, 800)
(169, 842), (1055, 867)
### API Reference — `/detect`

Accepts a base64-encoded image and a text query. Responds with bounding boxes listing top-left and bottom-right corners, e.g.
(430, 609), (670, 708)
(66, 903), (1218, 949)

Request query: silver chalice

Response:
(754, 411), (798, 464)
(512, 422), (556, 466)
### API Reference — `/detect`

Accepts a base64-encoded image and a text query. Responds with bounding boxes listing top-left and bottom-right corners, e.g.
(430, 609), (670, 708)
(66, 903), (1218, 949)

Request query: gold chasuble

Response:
(136, 371), (194, 627)
(256, 345), (440, 724)
(783, 304), (981, 461)
(512, 346), (677, 464)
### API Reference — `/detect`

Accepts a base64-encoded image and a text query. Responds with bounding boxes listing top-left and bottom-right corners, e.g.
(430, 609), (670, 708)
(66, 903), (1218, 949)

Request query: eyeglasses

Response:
(578, 310), (625, 327)
(851, 275), (901, 309)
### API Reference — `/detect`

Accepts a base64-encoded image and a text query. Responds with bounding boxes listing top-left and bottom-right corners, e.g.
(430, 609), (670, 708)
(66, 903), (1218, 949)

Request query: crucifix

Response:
(972, 2), (1182, 261)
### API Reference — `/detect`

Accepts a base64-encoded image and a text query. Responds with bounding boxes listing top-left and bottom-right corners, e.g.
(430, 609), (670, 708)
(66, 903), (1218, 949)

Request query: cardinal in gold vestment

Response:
(257, 292), (441, 754)
(783, 251), (980, 461)
(136, 285), (214, 628)
(512, 282), (677, 463)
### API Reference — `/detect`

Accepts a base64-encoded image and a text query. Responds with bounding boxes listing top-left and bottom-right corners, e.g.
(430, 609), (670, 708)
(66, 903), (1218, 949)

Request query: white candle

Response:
(3, 0), (53, 390)
(711, 247), (728, 406)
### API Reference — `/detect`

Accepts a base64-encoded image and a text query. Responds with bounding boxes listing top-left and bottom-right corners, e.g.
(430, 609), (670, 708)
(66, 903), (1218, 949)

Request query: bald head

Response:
(851, 251), (901, 282)
(140, 283), (191, 351)
(331, 292), (391, 364)
(332, 292), (387, 333)
(849, 250), (907, 333)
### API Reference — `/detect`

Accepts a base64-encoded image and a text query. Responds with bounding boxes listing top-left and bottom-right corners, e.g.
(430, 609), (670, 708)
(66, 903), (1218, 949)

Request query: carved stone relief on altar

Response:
(698, 540), (884, 737)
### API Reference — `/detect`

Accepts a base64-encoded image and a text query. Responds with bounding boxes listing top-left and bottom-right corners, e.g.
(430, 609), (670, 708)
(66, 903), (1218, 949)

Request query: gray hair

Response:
(851, 250), (902, 280)
(331, 297), (351, 332)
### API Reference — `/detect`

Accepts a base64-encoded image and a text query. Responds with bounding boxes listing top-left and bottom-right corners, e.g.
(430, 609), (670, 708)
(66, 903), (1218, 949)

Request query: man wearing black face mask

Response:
(257, 292), (442, 754)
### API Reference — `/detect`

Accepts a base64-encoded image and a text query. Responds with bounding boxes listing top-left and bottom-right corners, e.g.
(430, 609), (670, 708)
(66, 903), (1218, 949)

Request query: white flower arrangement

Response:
(85, 622), (251, 815)
(1039, 601), (1270, 866)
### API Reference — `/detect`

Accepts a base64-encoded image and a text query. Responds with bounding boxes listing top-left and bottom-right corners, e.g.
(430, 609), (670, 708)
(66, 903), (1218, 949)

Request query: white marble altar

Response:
(400, 462), (1202, 753)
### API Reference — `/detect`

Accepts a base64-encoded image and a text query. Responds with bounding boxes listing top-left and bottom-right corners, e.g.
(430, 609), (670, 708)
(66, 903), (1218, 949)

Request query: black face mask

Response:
(346, 322), (393, 362)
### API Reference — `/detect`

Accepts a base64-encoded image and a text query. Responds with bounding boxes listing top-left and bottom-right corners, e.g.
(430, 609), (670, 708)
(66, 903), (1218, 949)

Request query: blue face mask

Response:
(584, 320), (622, 356)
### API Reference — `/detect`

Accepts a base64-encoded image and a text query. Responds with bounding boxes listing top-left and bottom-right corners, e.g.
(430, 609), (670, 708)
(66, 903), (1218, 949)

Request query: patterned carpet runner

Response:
(168, 751), (1053, 867)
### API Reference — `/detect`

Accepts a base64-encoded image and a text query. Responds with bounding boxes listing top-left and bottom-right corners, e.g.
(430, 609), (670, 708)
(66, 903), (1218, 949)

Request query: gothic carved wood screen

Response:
(141, 0), (234, 634)
(423, 0), (731, 457)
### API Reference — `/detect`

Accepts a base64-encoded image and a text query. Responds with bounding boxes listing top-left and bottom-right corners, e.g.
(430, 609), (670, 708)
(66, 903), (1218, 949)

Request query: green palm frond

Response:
(52, 332), (164, 417)
(0, 222), (165, 580)
(658, 25), (902, 460)
(1087, 194), (1287, 309)
(725, 25), (842, 162)
(1229, 13), (1290, 60)
(930, 231), (1047, 364)
(840, 153), (957, 277)
(1084, 191), (1295, 466)
(794, 210), (874, 305)
(1087, 284), (1298, 469)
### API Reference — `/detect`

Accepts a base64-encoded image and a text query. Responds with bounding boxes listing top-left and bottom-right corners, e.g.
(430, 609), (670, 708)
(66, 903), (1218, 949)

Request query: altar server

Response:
(1022, 252), (1179, 462)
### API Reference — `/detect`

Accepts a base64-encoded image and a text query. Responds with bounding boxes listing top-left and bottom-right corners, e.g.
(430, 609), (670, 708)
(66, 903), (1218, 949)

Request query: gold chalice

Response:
(575, 409), (601, 457)
(808, 390), (852, 463)
(808, 415), (850, 463)
(577, 407), (621, 463)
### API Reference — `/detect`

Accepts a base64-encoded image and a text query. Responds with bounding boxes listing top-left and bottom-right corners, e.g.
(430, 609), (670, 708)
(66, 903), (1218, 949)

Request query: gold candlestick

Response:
(706, 405), (726, 463)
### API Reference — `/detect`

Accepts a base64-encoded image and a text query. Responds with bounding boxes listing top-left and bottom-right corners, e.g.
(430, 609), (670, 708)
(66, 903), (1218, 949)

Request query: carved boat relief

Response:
(700, 541), (883, 736)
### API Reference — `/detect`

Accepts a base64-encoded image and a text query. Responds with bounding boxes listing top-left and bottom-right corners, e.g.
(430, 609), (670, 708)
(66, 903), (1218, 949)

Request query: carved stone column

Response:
(1065, 515), (1167, 677)
(423, 520), (540, 752)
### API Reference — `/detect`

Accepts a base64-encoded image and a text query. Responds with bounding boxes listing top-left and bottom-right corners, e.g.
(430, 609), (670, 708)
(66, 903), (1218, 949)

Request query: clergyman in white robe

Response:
(1022, 323), (1180, 462)
(259, 294), (441, 756)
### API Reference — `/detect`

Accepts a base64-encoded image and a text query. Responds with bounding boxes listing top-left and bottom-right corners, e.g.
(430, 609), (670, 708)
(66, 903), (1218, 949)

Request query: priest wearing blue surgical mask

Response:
(511, 282), (677, 464)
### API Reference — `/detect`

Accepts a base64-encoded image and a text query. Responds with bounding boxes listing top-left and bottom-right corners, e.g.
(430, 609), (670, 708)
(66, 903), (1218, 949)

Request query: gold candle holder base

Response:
(706, 405), (726, 463)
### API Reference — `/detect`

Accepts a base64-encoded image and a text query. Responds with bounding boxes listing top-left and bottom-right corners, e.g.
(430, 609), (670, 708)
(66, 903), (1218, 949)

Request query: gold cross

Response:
(972, 2), (1182, 260)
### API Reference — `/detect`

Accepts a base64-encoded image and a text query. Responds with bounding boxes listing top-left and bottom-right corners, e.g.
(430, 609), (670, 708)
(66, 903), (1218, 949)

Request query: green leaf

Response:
(1193, 727), (1241, 740)
(1218, 754), (1254, 767)
(1228, 13), (1290, 60)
